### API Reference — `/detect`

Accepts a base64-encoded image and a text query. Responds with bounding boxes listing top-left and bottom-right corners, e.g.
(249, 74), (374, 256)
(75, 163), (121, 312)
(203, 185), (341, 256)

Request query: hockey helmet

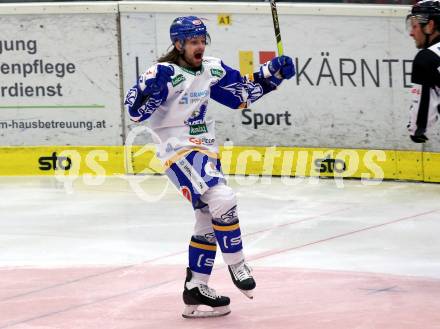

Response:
(169, 16), (210, 45)
(408, 0), (440, 25)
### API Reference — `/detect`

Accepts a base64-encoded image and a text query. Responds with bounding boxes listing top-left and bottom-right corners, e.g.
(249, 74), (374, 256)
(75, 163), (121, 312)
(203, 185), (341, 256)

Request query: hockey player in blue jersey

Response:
(124, 16), (295, 318)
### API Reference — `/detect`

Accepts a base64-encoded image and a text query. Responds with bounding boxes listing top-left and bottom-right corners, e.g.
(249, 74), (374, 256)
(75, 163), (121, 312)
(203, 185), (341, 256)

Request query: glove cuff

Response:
(259, 61), (272, 79)
(268, 75), (282, 88)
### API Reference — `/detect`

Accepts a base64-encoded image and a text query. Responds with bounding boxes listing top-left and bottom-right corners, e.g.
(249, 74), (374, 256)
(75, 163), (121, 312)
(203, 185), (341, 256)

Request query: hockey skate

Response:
(228, 260), (256, 299)
(182, 267), (231, 318)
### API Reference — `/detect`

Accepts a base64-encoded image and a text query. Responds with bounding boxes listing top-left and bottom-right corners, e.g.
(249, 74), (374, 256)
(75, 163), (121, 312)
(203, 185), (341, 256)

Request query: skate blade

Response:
(239, 289), (254, 299)
(182, 305), (231, 319)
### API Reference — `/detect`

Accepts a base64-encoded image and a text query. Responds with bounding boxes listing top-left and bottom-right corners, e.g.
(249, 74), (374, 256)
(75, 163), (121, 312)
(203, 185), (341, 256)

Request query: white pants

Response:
(193, 183), (244, 266)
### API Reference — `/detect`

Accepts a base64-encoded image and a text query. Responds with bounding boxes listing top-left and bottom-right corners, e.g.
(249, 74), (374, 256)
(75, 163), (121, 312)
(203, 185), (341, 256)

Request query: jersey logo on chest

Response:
(185, 101), (208, 135)
(172, 74), (186, 87)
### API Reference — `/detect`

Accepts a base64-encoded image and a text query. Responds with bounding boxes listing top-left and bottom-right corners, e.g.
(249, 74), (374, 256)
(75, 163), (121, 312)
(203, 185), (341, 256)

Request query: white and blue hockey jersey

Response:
(124, 56), (281, 166)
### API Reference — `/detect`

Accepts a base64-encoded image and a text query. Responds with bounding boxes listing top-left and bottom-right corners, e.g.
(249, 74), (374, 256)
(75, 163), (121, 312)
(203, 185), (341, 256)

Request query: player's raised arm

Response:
(124, 64), (174, 122)
(210, 56), (295, 109)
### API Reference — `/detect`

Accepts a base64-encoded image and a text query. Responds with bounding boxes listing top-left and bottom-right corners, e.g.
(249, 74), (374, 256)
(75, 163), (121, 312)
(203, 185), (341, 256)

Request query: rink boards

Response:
(0, 2), (439, 182)
(0, 145), (439, 183)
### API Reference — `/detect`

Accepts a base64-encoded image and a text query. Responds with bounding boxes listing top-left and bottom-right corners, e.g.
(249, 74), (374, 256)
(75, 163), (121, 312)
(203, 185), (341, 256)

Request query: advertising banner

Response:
(0, 7), (123, 146)
(120, 4), (440, 152)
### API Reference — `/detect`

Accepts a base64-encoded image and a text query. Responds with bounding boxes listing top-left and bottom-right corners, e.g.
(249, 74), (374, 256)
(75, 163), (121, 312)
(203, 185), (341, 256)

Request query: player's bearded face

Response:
(408, 17), (426, 49)
(182, 36), (206, 67)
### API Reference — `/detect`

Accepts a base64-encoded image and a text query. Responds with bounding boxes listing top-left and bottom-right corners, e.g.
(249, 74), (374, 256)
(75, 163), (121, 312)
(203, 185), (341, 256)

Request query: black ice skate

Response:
(182, 267), (231, 318)
(228, 260), (256, 299)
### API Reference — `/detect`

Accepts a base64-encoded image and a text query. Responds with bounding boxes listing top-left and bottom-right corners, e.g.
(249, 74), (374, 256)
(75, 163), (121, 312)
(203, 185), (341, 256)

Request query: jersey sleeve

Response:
(210, 61), (280, 109)
(124, 64), (169, 122)
(408, 50), (440, 135)
(411, 49), (440, 87)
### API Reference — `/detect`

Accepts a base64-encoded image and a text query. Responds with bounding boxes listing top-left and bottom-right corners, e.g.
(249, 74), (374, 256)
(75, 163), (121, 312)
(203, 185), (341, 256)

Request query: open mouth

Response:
(194, 53), (203, 60)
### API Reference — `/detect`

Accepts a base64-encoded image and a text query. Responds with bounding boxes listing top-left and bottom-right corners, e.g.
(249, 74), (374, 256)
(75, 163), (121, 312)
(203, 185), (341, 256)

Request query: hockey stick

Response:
(270, 0), (284, 56)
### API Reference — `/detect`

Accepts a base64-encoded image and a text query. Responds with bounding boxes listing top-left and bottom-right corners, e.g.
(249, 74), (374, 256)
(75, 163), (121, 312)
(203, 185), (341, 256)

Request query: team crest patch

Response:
(210, 68), (224, 78)
(124, 87), (137, 106)
(204, 162), (223, 178)
(172, 74), (186, 87)
(220, 206), (238, 223)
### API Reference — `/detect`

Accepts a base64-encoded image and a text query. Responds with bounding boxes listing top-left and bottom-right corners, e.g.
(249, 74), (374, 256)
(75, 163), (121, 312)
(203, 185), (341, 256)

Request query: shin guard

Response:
(188, 235), (217, 275)
(212, 218), (243, 255)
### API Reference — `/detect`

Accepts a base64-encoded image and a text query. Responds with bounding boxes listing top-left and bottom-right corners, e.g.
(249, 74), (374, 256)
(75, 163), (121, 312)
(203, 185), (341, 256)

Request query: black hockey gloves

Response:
(410, 134), (429, 143)
(410, 127), (429, 143)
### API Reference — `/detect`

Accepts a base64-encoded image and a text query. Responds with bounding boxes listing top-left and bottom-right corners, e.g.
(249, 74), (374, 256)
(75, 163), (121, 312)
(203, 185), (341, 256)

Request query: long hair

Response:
(157, 47), (180, 64)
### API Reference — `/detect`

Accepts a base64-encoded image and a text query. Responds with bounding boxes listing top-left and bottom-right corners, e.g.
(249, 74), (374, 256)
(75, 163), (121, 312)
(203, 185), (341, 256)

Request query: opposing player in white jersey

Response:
(124, 16), (295, 318)
(407, 0), (440, 143)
